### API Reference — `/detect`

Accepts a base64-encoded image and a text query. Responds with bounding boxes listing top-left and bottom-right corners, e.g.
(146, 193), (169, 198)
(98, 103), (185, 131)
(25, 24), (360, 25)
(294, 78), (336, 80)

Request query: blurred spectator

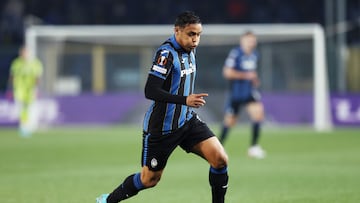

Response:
(109, 0), (128, 24)
(1, 0), (358, 45)
(0, 0), (25, 43)
(43, 0), (65, 24)
(226, 0), (249, 23)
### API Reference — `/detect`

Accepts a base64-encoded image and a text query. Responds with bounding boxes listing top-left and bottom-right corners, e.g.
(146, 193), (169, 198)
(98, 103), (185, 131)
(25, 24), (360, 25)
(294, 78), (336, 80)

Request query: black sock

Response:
(251, 122), (260, 146)
(107, 173), (144, 203)
(209, 166), (228, 203)
(219, 126), (229, 144)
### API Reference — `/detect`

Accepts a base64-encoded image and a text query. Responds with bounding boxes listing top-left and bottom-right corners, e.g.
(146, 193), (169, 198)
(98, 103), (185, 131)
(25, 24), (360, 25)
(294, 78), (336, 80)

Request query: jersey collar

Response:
(169, 35), (189, 53)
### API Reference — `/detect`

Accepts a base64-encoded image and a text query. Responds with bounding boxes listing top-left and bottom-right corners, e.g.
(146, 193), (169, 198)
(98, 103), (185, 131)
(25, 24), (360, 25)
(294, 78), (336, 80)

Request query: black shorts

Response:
(141, 114), (215, 171)
(225, 90), (261, 115)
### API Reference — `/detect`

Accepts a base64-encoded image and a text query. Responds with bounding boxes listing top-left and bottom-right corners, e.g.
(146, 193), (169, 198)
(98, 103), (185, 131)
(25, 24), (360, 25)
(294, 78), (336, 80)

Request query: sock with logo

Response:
(209, 166), (228, 203)
(106, 173), (145, 203)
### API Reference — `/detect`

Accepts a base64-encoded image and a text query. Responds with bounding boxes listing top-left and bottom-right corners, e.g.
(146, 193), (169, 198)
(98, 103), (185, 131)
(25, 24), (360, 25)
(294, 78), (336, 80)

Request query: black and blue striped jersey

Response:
(224, 46), (258, 101)
(143, 35), (196, 135)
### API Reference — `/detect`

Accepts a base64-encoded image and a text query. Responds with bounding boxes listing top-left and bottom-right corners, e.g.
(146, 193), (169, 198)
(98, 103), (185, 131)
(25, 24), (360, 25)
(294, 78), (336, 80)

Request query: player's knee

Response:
(213, 152), (228, 169)
(252, 113), (265, 122)
(224, 117), (236, 127)
(228, 120), (236, 127)
(220, 153), (229, 167)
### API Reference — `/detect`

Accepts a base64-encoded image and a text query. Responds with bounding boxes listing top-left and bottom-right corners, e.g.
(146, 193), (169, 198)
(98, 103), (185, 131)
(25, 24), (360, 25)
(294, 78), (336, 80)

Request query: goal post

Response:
(25, 24), (333, 131)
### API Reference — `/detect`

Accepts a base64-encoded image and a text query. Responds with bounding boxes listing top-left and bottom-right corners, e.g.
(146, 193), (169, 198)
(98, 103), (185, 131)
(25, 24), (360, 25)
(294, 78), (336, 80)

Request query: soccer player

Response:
(219, 31), (266, 159)
(96, 11), (229, 203)
(8, 46), (43, 137)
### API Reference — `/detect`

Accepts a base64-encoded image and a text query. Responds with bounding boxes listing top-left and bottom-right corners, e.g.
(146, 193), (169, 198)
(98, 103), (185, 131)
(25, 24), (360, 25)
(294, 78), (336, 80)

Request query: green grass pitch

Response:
(0, 125), (359, 203)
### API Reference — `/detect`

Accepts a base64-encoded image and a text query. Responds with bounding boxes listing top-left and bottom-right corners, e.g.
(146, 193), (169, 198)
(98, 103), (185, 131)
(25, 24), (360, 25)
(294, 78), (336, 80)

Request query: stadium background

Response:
(0, 1), (360, 203)
(0, 0), (359, 127)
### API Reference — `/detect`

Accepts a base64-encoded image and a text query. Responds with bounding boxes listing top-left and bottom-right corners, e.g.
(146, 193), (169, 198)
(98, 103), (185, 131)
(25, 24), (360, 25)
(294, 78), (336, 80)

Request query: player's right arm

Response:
(145, 75), (207, 108)
(5, 59), (18, 99)
(144, 47), (188, 105)
(144, 47), (207, 108)
(144, 74), (187, 104)
(223, 66), (257, 80)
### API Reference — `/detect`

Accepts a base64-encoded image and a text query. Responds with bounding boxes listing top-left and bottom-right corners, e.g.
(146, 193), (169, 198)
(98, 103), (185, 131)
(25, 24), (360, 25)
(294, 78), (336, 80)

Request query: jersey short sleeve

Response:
(224, 48), (238, 68)
(149, 49), (174, 80)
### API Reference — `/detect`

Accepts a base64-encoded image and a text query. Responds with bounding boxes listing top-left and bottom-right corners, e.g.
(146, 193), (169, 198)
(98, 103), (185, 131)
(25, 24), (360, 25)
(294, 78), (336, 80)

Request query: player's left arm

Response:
(5, 60), (17, 100)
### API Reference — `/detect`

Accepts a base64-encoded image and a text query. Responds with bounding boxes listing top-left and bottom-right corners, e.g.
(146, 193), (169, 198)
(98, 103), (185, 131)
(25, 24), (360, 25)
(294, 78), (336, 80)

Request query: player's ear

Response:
(174, 26), (180, 34)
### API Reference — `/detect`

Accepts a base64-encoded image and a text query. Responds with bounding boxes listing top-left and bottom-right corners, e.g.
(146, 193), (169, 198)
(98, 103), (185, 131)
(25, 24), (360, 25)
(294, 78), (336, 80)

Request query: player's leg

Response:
(184, 116), (229, 203)
(26, 88), (40, 134)
(101, 131), (179, 203)
(246, 101), (266, 158)
(220, 113), (236, 143)
(20, 102), (29, 129)
(105, 167), (163, 203)
(15, 89), (31, 136)
(219, 100), (240, 144)
(192, 137), (229, 203)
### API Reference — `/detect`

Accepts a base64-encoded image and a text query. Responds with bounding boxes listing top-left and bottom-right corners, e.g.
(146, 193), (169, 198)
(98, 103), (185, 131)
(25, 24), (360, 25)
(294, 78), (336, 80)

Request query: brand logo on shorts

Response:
(196, 114), (204, 123)
(151, 158), (158, 168)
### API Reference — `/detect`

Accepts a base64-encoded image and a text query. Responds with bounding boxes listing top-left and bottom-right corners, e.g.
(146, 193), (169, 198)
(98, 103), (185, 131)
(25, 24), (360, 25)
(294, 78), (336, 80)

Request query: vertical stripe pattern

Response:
(143, 36), (196, 135)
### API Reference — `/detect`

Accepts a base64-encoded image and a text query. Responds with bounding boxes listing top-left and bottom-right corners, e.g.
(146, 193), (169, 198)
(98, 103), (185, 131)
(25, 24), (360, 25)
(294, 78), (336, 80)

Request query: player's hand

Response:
(244, 71), (257, 80)
(186, 93), (208, 108)
(252, 77), (260, 87)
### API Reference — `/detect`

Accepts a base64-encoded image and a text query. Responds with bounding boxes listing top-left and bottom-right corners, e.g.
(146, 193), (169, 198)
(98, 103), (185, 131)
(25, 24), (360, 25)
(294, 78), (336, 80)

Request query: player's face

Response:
(19, 47), (29, 59)
(175, 23), (202, 52)
(240, 34), (257, 54)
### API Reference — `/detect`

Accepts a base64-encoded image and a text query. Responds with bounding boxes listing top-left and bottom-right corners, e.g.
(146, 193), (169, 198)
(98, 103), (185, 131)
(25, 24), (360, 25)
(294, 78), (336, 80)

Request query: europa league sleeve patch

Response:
(150, 49), (172, 77)
(156, 50), (169, 66)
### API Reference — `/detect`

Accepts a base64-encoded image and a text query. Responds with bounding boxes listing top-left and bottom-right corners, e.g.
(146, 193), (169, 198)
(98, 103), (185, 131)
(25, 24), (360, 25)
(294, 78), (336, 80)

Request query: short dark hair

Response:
(174, 11), (201, 28)
(242, 31), (255, 37)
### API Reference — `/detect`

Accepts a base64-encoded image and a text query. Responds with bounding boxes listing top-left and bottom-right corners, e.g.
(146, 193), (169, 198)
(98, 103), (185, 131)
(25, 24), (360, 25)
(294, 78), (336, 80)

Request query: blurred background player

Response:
(219, 31), (266, 159)
(7, 46), (43, 137)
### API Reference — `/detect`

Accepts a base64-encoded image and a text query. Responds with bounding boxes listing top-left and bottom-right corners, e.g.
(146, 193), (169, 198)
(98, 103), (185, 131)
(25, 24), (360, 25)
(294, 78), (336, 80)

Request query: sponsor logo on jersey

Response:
(180, 63), (196, 77)
(241, 59), (256, 70)
(241, 54), (257, 70)
(180, 67), (195, 77)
